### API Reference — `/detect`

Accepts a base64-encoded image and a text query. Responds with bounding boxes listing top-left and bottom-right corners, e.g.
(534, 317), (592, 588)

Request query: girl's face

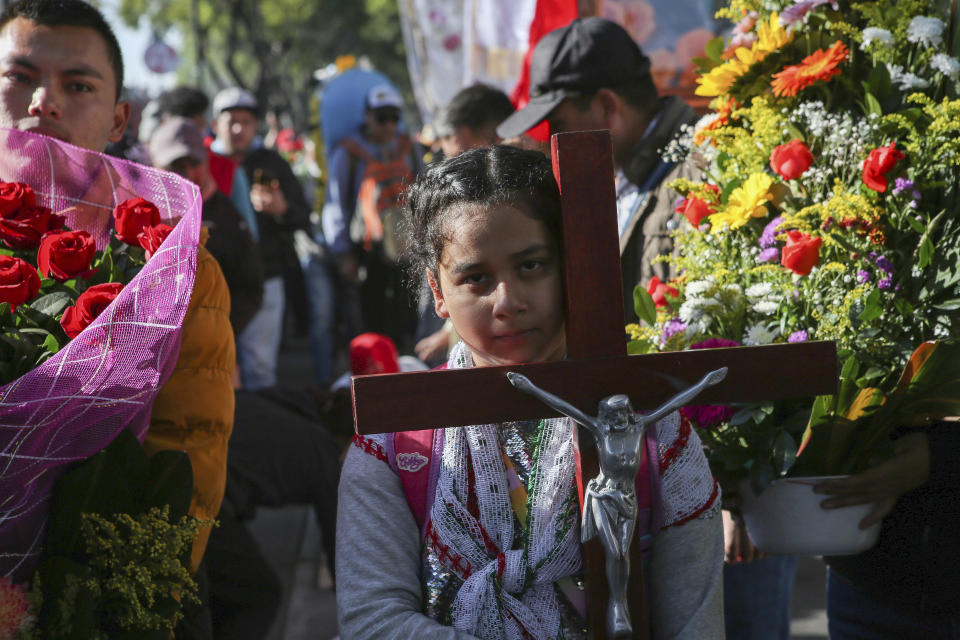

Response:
(430, 202), (565, 368)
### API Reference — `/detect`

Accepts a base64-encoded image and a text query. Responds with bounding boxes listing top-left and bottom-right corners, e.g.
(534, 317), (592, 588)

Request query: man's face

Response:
(546, 97), (607, 137)
(216, 108), (258, 156)
(363, 106), (399, 145)
(165, 156), (207, 189)
(0, 18), (128, 152)
(440, 124), (496, 159)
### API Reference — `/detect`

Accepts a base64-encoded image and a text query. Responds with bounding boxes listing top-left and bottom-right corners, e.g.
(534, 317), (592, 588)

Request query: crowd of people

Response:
(0, 1), (955, 639)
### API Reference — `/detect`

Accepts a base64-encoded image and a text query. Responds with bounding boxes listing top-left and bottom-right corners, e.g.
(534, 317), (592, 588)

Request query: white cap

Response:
(365, 84), (403, 110)
(212, 87), (258, 116)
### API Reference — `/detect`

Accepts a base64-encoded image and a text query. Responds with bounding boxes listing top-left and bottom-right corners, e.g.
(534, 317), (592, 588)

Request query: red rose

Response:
(675, 196), (715, 227)
(646, 275), (679, 308)
(37, 230), (97, 281)
(0, 181), (64, 249)
(113, 197), (161, 245)
(0, 182), (36, 215)
(780, 230), (823, 276)
(770, 139), (814, 181)
(137, 223), (175, 260)
(60, 282), (124, 338)
(0, 254), (41, 311)
(862, 142), (904, 192)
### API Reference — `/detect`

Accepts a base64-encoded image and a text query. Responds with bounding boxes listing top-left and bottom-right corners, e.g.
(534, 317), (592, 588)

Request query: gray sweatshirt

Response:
(336, 444), (725, 639)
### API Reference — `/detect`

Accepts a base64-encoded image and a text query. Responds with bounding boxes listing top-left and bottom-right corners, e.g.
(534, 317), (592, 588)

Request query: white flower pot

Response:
(739, 475), (882, 556)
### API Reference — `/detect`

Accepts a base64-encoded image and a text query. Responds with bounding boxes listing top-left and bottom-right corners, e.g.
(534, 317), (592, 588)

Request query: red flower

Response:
(675, 196), (715, 227)
(37, 230), (97, 281)
(861, 142), (904, 192)
(0, 181), (35, 214)
(770, 139), (814, 181)
(0, 182), (64, 249)
(113, 197), (161, 245)
(780, 230), (823, 276)
(0, 254), (41, 311)
(137, 223), (175, 260)
(60, 282), (124, 338)
(647, 276), (679, 308)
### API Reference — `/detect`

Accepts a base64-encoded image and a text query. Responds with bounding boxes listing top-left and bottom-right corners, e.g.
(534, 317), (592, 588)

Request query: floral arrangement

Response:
(628, 0), (960, 490)
(0, 184), (174, 385)
(1, 429), (204, 640)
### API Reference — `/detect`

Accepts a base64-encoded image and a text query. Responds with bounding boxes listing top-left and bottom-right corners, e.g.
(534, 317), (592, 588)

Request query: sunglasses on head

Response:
(373, 108), (400, 124)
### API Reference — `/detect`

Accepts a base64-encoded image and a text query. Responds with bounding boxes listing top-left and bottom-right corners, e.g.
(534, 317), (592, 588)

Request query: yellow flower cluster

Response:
(703, 98), (783, 177)
(696, 12), (793, 97)
(710, 173), (774, 230)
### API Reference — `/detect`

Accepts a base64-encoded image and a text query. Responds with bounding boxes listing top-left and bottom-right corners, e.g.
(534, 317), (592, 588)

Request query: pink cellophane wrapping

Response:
(0, 129), (202, 580)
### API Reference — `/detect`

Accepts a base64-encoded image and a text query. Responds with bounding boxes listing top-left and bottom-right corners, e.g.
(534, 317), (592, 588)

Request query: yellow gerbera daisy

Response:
(754, 12), (793, 55)
(709, 173), (775, 231)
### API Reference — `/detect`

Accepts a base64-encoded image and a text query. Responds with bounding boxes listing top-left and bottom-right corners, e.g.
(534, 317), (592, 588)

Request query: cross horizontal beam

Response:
(352, 341), (837, 435)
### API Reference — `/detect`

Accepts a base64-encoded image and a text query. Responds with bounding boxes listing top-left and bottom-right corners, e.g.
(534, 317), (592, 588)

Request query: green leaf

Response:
(918, 235), (935, 269)
(934, 299), (960, 311)
(28, 291), (72, 318)
(863, 91), (882, 117)
(858, 288), (883, 323)
(627, 339), (652, 355)
(748, 460), (775, 496)
(771, 430), (798, 474)
(633, 284), (657, 325)
(705, 36), (725, 63)
(720, 178), (743, 205)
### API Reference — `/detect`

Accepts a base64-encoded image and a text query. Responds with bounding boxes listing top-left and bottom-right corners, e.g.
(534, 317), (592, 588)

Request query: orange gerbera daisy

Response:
(771, 41), (849, 97)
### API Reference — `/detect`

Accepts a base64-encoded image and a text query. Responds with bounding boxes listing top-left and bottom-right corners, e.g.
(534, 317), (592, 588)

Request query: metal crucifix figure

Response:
(507, 367), (728, 639)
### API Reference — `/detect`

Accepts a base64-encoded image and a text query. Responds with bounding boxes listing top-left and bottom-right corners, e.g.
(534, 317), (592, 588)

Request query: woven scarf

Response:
(429, 342), (582, 639)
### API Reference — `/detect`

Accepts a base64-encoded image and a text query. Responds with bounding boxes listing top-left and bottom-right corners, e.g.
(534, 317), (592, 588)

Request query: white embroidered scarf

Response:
(430, 342), (582, 639)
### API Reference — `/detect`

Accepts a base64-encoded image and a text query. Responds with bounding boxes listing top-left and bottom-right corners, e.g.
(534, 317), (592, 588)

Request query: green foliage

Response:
(23, 429), (206, 638)
(116, 0), (409, 127)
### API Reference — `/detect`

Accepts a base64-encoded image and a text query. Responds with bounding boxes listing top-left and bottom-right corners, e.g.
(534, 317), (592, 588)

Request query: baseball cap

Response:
(365, 84), (403, 110)
(496, 18), (652, 139)
(212, 87), (259, 117)
(349, 332), (400, 375)
(149, 116), (206, 169)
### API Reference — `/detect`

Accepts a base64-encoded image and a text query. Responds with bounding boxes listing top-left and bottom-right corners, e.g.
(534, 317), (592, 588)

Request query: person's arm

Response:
(506, 372), (599, 431)
(321, 146), (354, 254)
(336, 446), (480, 640)
(646, 514), (725, 639)
(815, 422), (954, 528)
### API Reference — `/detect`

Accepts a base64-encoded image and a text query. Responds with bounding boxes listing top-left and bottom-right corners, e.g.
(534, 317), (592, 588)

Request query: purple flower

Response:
(681, 404), (735, 429)
(874, 255), (894, 273)
(878, 277), (893, 290)
(892, 177), (915, 195)
(788, 330), (809, 342)
(691, 337), (740, 349)
(661, 317), (689, 345)
(759, 216), (784, 248)
(857, 270), (872, 283)
(758, 247), (780, 263)
(780, 0), (837, 25)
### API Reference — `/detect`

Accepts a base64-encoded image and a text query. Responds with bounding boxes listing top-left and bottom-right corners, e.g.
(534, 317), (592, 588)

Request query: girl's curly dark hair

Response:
(404, 145), (562, 292)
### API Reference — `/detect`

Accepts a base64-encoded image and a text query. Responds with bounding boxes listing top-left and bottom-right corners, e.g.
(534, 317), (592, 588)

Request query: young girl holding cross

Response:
(336, 145), (724, 639)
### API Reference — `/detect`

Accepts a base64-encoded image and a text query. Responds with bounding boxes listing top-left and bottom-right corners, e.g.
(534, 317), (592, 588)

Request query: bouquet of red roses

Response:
(0, 129), (202, 580)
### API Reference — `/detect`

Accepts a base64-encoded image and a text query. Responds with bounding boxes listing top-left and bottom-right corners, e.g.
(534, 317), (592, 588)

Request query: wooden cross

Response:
(352, 130), (837, 639)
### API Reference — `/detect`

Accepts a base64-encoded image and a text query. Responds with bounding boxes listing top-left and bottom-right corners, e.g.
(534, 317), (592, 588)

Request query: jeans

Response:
(236, 276), (284, 390)
(723, 555), (796, 640)
(301, 254), (336, 385)
(827, 568), (960, 639)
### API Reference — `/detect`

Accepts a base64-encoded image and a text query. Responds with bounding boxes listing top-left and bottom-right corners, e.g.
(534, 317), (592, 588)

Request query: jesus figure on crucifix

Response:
(508, 368), (727, 637)
(336, 145), (726, 639)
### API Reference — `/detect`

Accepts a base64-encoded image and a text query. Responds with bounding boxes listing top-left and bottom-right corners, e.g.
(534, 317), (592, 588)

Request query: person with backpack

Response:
(321, 84), (425, 351)
(335, 146), (723, 639)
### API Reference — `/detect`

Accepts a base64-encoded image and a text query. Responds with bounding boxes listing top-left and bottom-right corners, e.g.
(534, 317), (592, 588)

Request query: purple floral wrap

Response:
(0, 130), (202, 580)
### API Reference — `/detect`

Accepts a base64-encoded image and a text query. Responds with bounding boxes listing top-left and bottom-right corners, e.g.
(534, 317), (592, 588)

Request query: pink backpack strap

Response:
(389, 427), (444, 539)
(634, 423), (664, 552)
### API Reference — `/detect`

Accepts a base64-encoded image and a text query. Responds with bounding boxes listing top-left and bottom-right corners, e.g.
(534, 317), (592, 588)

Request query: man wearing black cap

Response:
(497, 17), (701, 319)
